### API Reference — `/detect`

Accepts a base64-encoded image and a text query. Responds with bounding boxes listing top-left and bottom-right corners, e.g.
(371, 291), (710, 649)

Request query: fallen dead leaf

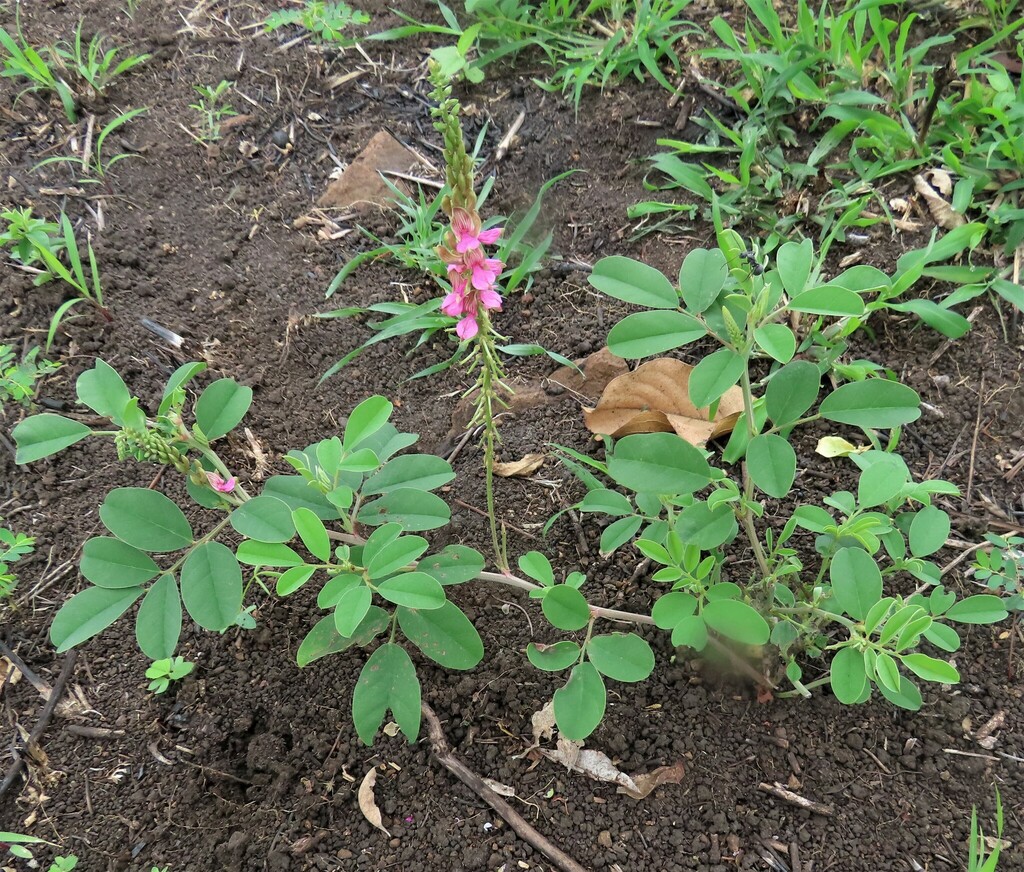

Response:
(913, 173), (965, 230)
(1, 656), (22, 691)
(525, 700), (556, 754)
(493, 453), (545, 477)
(482, 777), (516, 797)
(925, 168), (954, 195)
(815, 436), (867, 458)
(382, 721), (401, 737)
(542, 737), (686, 800)
(358, 767), (392, 838)
(584, 358), (744, 446)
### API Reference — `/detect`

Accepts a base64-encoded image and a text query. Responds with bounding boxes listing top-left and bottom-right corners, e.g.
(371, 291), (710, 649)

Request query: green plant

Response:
(265, 0), (370, 44)
(0, 207), (65, 284)
(52, 22), (149, 103)
(0, 344), (61, 407)
(15, 212), (109, 348)
(146, 656), (195, 693)
(189, 80), (238, 142)
(0, 23), (77, 120)
(0, 519), (36, 599)
(561, 219), (1007, 715)
(973, 534), (1024, 610)
(48, 857), (78, 872)
(34, 107), (148, 184)
(968, 788), (1004, 872)
(367, 0), (700, 108)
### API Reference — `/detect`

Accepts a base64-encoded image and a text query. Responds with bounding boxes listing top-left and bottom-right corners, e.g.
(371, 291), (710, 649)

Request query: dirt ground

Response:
(2, 2), (1023, 871)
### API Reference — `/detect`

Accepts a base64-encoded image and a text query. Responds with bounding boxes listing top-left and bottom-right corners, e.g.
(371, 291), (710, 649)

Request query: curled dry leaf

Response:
(493, 453), (545, 478)
(358, 767), (392, 838)
(524, 699), (557, 754)
(584, 358), (743, 446)
(542, 737), (686, 800)
(913, 173), (965, 230)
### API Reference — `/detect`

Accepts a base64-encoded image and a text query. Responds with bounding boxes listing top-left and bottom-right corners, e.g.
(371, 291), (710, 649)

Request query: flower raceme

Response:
(438, 207), (503, 340)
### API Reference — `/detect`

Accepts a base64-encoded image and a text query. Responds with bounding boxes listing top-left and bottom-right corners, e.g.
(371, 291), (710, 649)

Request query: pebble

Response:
(597, 830), (613, 849)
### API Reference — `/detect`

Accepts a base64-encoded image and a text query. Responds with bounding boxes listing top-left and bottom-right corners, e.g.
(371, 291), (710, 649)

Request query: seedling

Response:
(968, 788), (1004, 872)
(189, 80), (238, 142)
(0, 24), (77, 120)
(53, 23), (149, 103)
(35, 107), (148, 184)
(146, 656), (195, 693)
(0, 207), (65, 284)
(0, 344), (61, 407)
(265, 0), (370, 44)
(0, 520), (36, 600)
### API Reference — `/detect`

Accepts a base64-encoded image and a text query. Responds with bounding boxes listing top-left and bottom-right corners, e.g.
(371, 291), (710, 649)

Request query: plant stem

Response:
(738, 367), (771, 580)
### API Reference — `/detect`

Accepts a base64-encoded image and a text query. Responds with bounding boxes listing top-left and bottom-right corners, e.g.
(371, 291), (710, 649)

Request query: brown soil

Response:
(2, 3), (1023, 872)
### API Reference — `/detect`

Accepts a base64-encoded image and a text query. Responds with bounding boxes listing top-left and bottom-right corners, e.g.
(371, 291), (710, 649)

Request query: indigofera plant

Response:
(566, 220), (1009, 708)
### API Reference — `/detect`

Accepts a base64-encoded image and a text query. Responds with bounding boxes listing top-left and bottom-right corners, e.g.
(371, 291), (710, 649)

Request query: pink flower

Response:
(456, 315), (478, 340)
(451, 207), (503, 253)
(479, 288), (502, 311)
(206, 472), (236, 493)
(464, 248), (503, 291)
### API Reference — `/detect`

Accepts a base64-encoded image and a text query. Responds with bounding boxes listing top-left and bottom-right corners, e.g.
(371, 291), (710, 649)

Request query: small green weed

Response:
(1, 207), (65, 284)
(968, 788), (1004, 872)
(0, 344), (61, 408)
(0, 23), (77, 120)
(265, 1), (370, 44)
(189, 80), (238, 142)
(53, 23), (149, 104)
(35, 107), (148, 184)
(0, 519), (36, 600)
(146, 656), (195, 693)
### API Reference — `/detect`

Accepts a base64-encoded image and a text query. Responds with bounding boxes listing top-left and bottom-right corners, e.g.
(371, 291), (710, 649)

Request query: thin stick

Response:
(421, 703), (590, 872)
(0, 651), (77, 801)
(963, 373), (984, 511)
(495, 111), (526, 162)
(0, 639), (52, 698)
(758, 781), (833, 816)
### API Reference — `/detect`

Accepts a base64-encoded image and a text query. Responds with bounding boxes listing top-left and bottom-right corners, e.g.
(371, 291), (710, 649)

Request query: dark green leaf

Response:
(607, 311), (706, 359)
(553, 662), (606, 740)
(607, 433), (712, 495)
(292, 508), (331, 560)
(296, 607), (389, 666)
(81, 537), (160, 588)
(830, 646), (867, 704)
(276, 564), (317, 596)
(542, 585), (591, 631)
(180, 542), (243, 631)
(788, 285), (865, 316)
(765, 361), (820, 427)
(527, 640), (581, 672)
(678, 247), (728, 313)
(366, 535), (429, 579)
(398, 601), (483, 669)
(358, 488), (451, 531)
(352, 643), (421, 744)
(589, 255), (678, 309)
(335, 584), (372, 637)
(377, 571), (446, 609)
(753, 323), (796, 363)
(746, 434), (797, 498)
(675, 501), (738, 549)
(100, 488), (192, 552)
(235, 540), (304, 566)
(819, 381), (921, 429)
(689, 349), (745, 408)
(229, 495), (296, 543)
(263, 476), (343, 519)
(13, 414), (92, 463)
(362, 455), (455, 495)
(76, 360), (132, 424)
(909, 506), (950, 558)
(418, 545), (485, 586)
(136, 574), (181, 660)
(195, 378), (253, 440)
(51, 585), (142, 652)
(702, 599), (770, 644)
(651, 591), (698, 629)
(829, 547), (882, 620)
(586, 633), (655, 682)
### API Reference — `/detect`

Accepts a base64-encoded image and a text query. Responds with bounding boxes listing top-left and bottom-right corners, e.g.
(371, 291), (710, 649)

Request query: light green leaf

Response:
(229, 495), (296, 543)
(276, 564), (317, 596)
(788, 285), (865, 316)
(753, 323), (796, 363)
(51, 585), (142, 652)
(263, 476), (343, 519)
(579, 488), (633, 517)
(909, 506), (950, 558)
(335, 584), (372, 637)
(675, 501), (738, 549)
(765, 360), (820, 427)
(180, 542), (243, 631)
(292, 508), (331, 560)
(235, 540), (304, 566)
(76, 359), (132, 424)
(358, 488), (451, 531)
(81, 537), (160, 588)
(158, 361), (207, 415)
(417, 545), (485, 586)
(589, 255), (679, 308)
(398, 601), (484, 669)
(542, 585), (591, 631)
(553, 662), (606, 740)
(599, 515), (643, 554)
(13, 414), (92, 463)
(352, 643), (421, 744)
(607, 433), (712, 495)
(377, 571), (446, 609)
(829, 547), (882, 620)
(518, 551), (554, 586)
(136, 573), (181, 660)
(678, 247), (728, 313)
(944, 595), (1007, 624)
(901, 652), (959, 684)
(317, 573), (363, 608)
(670, 614), (708, 649)
(651, 591), (698, 629)
(195, 378), (253, 440)
(100, 488), (192, 552)
(527, 640), (581, 672)
(366, 535), (429, 579)
(343, 396), (393, 452)
(776, 238), (813, 296)
(362, 454), (455, 495)
(607, 311), (706, 359)
(702, 599), (770, 644)
(296, 607), (389, 666)
(689, 348), (745, 408)
(819, 380), (921, 429)
(586, 633), (655, 682)
(746, 434), (797, 498)
(830, 646), (867, 704)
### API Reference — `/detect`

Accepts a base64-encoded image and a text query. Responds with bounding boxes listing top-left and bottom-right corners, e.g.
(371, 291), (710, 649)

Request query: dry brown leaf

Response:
(523, 700), (557, 754)
(925, 168), (954, 196)
(913, 174), (965, 230)
(584, 358), (744, 446)
(542, 737), (684, 799)
(382, 721), (401, 737)
(493, 453), (545, 477)
(358, 767), (392, 837)
(617, 760), (687, 800)
(1, 656), (22, 692)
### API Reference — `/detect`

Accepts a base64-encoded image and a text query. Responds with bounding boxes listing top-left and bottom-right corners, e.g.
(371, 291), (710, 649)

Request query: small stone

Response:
(597, 831), (613, 850)
(845, 732), (864, 751)
(337, 850), (353, 860)
(272, 129), (290, 148)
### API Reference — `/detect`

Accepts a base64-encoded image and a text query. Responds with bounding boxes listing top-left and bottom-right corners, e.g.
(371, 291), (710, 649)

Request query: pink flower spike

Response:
(206, 472), (236, 493)
(456, 315), (479, 340)
(480, 288), (502, 310)
(477, 226), (503, 245)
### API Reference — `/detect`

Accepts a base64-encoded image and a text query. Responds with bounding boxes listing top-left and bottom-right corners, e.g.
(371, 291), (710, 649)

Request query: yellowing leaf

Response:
(357, 767), (391, 838)
(584, 358), (744, 446)
(815, 436), (867, 458)
(913, 174), (964, 230)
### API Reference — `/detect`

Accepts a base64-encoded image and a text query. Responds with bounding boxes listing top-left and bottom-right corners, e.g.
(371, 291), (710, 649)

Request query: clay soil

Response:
(2, 2), (1023, 871)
